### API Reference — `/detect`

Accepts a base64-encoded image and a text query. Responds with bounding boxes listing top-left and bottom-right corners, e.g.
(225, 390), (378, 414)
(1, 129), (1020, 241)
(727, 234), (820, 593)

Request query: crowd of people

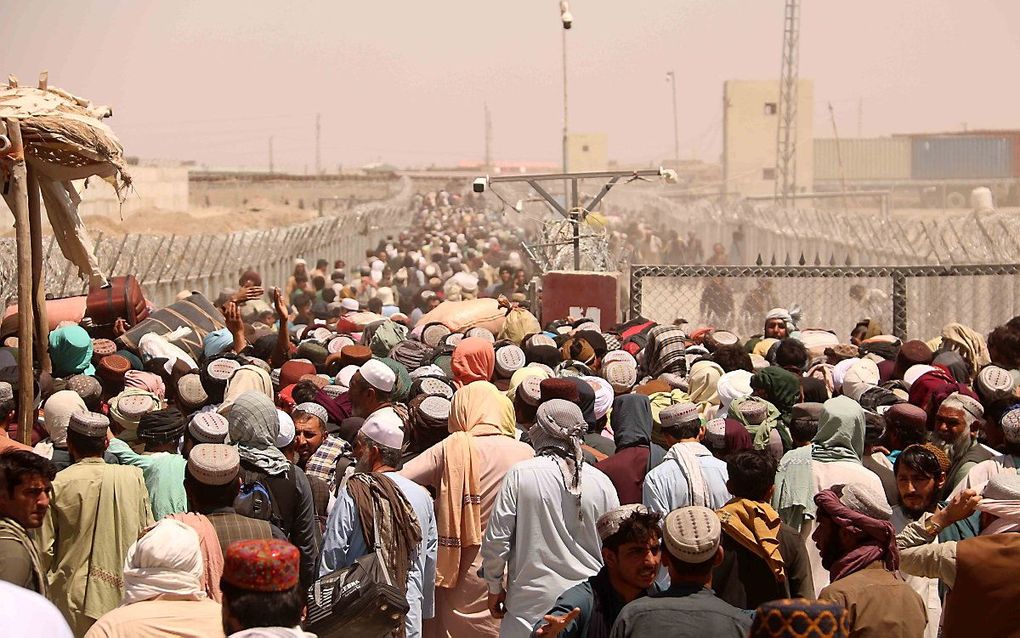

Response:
(1, 190), (1020, 638)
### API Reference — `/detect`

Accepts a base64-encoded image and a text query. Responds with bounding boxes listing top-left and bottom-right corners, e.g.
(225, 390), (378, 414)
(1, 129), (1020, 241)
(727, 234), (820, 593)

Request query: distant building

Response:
(566, 133), (609, 172)
(723, 79), (813, 197)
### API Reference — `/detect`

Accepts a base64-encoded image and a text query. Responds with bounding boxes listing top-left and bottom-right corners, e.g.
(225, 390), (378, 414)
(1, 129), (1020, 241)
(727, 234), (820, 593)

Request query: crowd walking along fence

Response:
(629, 263), (1020, 341)
(0, 205), (410, 310)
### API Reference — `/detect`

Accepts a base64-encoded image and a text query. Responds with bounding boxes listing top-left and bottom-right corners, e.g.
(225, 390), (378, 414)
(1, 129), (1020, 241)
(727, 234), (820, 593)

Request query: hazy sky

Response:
(6, 1), (1020, 170)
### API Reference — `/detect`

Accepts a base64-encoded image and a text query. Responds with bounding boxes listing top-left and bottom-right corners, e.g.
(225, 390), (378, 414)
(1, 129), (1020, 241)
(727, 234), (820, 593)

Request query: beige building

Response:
(566, 133), (609, 172)
(723, 79), (813, 197)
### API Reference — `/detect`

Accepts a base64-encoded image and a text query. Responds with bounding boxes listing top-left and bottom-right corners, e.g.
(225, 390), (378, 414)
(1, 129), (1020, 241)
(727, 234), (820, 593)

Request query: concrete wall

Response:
(566, 133), (609, 172)
(189, 175), (396, 211)
(723, 79), (813, 197)
(77, 166), (190, 217)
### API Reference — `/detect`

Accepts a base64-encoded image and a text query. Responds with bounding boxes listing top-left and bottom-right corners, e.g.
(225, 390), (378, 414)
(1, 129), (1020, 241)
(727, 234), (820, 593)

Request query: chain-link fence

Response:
(629, 263), (1020, 340)
(0, 177), (415, 309)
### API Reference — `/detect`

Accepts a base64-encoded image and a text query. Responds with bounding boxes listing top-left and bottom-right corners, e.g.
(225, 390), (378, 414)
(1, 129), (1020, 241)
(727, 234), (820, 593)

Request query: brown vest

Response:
(942, 534), (1020, 637)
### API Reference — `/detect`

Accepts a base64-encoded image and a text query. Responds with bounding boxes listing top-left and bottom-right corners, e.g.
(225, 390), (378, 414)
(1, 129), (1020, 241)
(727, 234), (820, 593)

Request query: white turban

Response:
(717, 370), (753, 418)
(122, 519), (205, 605)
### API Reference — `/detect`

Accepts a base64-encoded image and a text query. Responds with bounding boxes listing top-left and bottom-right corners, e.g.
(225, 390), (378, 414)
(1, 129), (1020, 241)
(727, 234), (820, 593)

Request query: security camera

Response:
(472, 177), (487, 193)
(560, 1), (573, 29)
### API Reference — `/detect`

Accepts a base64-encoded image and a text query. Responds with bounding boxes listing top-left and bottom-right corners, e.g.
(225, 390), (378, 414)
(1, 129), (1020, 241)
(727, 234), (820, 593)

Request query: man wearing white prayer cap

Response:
(349, 359), (397, 419)
(320, 406), (438, 638)
(533, 504), (662, 637)
(933, 391), (992, 496)
(610, 506), (750, 637)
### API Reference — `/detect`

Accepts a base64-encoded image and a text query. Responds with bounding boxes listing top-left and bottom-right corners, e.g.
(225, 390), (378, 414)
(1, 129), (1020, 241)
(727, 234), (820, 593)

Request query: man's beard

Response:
(932, 429), (970, 464)
(899, 497), (936, 521)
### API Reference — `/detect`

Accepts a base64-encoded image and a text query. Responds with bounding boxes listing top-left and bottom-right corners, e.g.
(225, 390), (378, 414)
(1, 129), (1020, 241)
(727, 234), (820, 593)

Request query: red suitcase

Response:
(86, 275), (149, 335)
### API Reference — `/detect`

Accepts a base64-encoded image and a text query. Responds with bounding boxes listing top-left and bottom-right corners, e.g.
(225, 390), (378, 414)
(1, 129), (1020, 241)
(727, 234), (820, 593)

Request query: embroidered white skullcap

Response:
(602, 350), (637, 368)
(340, 298), (360, 312)
(68, 411), (110, 438)
(494, 344), (526, 378)
(940, 392), (984, 421)
(704, 417), (727, 449)
(660, 402), (700, 429)
(294, 402), (328, 425)
(663, 506), (721, 563)
(977, 365), (1015, 403)
(1001, 408), (1020, 445)
(838, 482), (892, 520)
(603, 361), (637, 394)
(188, 411), (229, 443)
(187, 444), (240, 486)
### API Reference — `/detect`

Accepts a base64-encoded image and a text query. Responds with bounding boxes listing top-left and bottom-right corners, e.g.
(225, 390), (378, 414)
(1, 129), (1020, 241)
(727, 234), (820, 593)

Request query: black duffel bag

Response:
(305, 550), (409, 638)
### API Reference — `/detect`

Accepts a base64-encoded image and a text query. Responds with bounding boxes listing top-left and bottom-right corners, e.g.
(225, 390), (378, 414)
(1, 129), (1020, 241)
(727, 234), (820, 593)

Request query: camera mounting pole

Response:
(478, 167), (674, 270)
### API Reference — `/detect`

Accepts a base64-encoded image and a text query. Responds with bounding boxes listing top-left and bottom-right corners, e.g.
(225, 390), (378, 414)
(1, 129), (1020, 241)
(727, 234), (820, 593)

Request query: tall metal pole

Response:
(269, 136), (274, 174)
(562, 26), (569, 205)
(667, 71), (679, 163)
(774, 0), (801, 207)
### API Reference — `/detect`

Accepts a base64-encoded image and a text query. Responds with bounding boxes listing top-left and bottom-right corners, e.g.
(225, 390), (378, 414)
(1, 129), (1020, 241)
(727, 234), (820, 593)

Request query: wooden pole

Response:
(26, 166), (51, 373)
(1, 119), (35, 444)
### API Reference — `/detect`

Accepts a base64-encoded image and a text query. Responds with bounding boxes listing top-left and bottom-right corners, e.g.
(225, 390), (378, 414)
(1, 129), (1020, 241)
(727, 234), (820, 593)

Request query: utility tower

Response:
(774, 0), (800, 207)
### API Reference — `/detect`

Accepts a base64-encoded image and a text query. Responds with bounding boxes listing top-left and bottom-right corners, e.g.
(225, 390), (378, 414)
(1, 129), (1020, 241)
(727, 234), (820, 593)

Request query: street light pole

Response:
(559, 1), (575, 267)
(562, 26), (569, 179)
(666, 71), (679, 164)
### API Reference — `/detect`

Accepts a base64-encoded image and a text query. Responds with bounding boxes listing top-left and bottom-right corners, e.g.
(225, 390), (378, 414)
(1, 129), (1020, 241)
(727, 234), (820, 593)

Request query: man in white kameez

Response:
(480, 399), (619, 638)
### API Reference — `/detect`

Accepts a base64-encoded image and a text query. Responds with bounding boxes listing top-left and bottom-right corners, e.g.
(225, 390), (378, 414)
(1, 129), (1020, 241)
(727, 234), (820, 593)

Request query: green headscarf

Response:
(810, 394), (866, 463)
(751, 366), (800, 422)
(772, 395), (866, 531)
(49, 325), (95, 376)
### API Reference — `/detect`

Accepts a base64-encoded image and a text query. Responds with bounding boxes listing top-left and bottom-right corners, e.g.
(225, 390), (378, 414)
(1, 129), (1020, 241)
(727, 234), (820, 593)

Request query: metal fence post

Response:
(630, 267), (643, 320)
(892, 271), (907, 340)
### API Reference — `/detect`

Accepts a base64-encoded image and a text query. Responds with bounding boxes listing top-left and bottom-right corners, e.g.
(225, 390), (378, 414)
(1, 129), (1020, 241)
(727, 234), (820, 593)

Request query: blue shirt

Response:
(319, 472), (437, 638)
(642, 442), (730, 588)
